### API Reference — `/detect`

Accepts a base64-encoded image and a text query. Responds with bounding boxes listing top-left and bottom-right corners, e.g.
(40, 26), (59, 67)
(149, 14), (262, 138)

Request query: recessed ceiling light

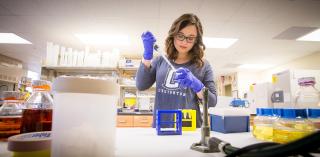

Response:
(74, 33), (131, 46)
(0, 33), (32, 44)
(297, 28), (320, 41)
(237, 64), (274, 70)
(203, 37), (238, 48)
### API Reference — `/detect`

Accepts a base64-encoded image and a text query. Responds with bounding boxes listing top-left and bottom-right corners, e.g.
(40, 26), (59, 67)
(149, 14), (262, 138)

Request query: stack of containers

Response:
(273, 108), (315, 143)
(253, 108), (319, 143)
(253, 77), (320, 143)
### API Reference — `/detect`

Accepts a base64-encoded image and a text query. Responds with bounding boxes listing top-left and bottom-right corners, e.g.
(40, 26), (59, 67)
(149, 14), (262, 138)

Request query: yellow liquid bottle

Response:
(252, 108), (275, 141)
(308, 109), (320, 130)
(273, 109), (315, 144)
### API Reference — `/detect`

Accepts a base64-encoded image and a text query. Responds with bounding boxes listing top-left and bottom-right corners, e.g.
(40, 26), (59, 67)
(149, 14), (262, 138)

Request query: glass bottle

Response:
(294, 77), (320, 109)
(0, 91), (25, 139)
(308, 108), (320, 130)
(252, 108), (274, 141)
(252, 108), (263, 138)
(273, 108), (315, 144)
(20, 80), (53, 133)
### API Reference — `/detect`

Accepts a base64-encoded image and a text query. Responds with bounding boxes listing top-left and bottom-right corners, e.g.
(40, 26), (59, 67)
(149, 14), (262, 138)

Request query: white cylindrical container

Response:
(51, 76), (119, 157)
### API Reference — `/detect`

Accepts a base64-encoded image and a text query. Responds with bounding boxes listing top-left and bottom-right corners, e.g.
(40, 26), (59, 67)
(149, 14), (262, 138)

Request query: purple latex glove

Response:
(174, 67), (204, 93)
(141, 31), (156, 60)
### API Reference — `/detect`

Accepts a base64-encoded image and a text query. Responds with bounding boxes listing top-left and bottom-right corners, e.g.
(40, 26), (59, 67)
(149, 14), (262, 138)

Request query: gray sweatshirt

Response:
(136, 56), (217, 128)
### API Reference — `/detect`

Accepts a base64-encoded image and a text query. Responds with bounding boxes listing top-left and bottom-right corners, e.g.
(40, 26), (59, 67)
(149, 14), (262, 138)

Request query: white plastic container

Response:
(51, 76), (119, 157)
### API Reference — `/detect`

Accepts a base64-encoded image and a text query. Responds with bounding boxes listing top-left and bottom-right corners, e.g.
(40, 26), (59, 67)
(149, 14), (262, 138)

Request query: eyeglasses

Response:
(175, 33), (197, 43)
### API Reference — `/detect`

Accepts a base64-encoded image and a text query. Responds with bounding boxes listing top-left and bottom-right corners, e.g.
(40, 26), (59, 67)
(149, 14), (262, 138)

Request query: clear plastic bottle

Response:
(308, 109), (320, 130)
(252, 108), (274, 141)
(295, 77), (320, 109)
(0, 91), (25, 139)
(273, 109), (315, 144)
(20, 80), (53, 133)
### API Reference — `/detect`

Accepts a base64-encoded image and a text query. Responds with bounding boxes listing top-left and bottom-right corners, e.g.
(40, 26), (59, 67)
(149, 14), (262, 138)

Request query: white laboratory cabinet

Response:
(247, 82), (273, 114)
(271, 69), (320, 108)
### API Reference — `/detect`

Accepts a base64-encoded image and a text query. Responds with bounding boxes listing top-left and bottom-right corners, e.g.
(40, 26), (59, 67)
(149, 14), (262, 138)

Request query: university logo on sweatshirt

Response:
(158, 69), (186, 96)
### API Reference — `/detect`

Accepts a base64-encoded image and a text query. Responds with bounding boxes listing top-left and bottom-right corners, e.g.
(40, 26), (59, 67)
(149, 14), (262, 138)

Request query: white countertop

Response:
(0, 128), (261, 157)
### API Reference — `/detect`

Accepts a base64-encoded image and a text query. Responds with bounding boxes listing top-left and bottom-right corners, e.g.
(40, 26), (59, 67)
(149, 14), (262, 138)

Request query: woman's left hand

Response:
(174, 67), (204, 93)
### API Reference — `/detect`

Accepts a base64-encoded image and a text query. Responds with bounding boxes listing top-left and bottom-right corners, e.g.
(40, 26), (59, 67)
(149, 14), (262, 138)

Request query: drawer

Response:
(117, 115), (134, 127)
(133, 115), (153, 127)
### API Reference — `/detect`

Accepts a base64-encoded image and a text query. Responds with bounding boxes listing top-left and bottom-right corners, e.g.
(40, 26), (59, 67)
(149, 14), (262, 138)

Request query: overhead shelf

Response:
(43, 66), (117, 71)
(42, 66), (139, 76)
(120, 84), (156, 89)
(118, 67), (138, 71)
(0, 65), (24, 83)
(120, 84), (137, 89)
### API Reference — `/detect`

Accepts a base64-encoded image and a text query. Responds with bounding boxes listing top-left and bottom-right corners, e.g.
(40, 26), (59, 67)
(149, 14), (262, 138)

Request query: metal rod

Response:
(154, 44), (176, 71)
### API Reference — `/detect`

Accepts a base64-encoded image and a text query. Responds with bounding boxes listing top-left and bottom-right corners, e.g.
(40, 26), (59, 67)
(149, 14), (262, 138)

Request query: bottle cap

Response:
(282, 109), (307, 119)
(298, 77), (315, 86)
(272, 108), (283, 117)
(308, 109), (320, 118)
(2, 91), (25, 100)
(32, 80), (51, 91)
(262, 108), (273, 116)
(8, 131), (51, 152)
(256, 108), (263, 116)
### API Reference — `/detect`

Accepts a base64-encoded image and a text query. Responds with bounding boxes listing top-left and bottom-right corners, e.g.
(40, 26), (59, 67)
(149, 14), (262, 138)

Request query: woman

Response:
(136, 13), (217, 128)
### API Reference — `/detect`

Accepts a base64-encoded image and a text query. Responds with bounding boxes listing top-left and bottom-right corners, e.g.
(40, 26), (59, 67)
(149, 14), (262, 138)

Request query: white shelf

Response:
(120, 85), (136, 88)
(120, 84), (156, 89)
(42, 66), (119, 76)
(118, 67), (138, 71)
(43, 66), (117, 71)
(124, 96), (136, 98)
(0, 65), (23, 84)
(137, 95), (155, 98)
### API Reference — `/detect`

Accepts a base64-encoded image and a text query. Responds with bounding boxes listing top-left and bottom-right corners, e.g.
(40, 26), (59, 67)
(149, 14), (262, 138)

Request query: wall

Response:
(237, 71), (260, 98)
(259, 51), (320, 82)
(235, 51), (320, 98)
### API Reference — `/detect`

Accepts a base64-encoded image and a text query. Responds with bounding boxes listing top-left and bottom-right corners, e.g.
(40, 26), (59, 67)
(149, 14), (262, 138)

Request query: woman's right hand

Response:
(141, 31), (156, 60)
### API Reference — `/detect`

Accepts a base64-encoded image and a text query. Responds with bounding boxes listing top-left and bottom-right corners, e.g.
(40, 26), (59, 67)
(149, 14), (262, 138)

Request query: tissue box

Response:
(209, 108), (250, 133)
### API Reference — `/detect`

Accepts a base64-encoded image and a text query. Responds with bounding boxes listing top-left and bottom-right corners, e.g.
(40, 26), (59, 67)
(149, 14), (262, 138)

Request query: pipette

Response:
(154, 44), (176, 71)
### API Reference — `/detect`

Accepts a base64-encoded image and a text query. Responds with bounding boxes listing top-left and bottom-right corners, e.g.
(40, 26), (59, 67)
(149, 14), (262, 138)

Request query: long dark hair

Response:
(165, 13), (205, 68)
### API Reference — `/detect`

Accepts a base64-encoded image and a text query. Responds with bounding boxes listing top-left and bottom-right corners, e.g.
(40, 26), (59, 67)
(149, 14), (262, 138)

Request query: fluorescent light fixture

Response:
(74, 33), (130, 46)
(238, 64), (274, 70)
(297, 28), (320, 41)
(203, 37), (238, 48)
(0, 33), (32, 44)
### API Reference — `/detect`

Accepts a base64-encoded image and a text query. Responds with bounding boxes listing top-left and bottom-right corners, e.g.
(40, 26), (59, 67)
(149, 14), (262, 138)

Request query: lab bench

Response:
(0, 128), (262, 157)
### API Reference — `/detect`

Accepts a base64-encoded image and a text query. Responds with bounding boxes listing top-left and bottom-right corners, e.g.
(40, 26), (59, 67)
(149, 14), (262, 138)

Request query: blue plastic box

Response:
(210, 114), (249, 133)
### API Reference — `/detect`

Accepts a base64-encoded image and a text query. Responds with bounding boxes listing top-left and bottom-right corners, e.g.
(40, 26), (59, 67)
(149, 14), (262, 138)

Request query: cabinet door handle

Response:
(119, 120), (127, 123)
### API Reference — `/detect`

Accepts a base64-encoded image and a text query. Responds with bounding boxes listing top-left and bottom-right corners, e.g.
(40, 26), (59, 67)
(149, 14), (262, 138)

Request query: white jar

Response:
(51, 76), (119, 157)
